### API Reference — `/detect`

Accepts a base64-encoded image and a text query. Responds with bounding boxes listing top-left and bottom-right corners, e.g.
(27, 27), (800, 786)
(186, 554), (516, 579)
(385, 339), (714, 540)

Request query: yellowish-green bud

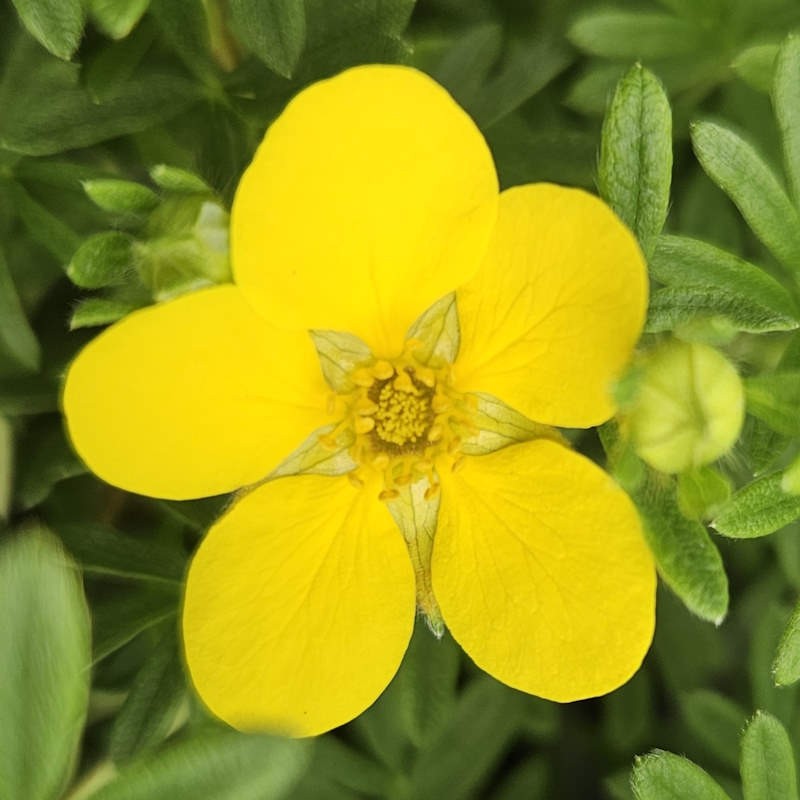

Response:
(626, 340), (744, 474)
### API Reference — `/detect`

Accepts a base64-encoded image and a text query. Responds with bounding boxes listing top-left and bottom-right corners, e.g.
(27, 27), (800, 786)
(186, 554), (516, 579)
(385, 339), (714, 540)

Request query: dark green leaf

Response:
(599, 64), (672, 256)
(0, 527), (91, 800)
(692, 120), (800, 273)
(67, 232), (135, 289)
(229, 0), (306, 78)
(680, 689), (748, 770)
(713, 471), (800, 538)
(91, 727), (310, 800)
(0, 246), (39, 373)
(631, 750), (732, 800)
(11, 0), (85, 59)
(148, 0), (216, 83)
(774, 34), (800, 206)
(0, 375), (59, 415)
(740, 711), (798, 800)
(0, 416), (11, 521)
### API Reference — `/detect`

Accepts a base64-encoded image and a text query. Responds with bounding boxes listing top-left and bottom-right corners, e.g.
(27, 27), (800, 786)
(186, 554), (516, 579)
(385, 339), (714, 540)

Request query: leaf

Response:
(631, 750), (732, 800)
(67, 232), (135, 289)
(649, 235), (799, 333)
(732, 43), (779, 93)
(150, 164), (211, 194)
(70, 297), (140, 330)
(713, 471), (800, 538)
(57, 522), (186, 583)
(0, 246), (39, 373)
(677, 467), (731, 521)
(406, 293), (460, 367)
(774, 34), (800, 206)
(740, 711), (798, 800)
(89, 0), (151, 39)
(0, 527), (91, 800)
(0, 416), (11, 521)
(679, 689), (748, 770)
(229, 0), (306, 78)
(109, 627), (186, 763)
(90, 727), (310, 800)
(10, 0), (85, 60)
(569, 11), (701, 59)
(774, 599), (800, 685)
(148, 0), (215, 82)
(599, 64), (672, 257)
(309, 330), (373, 392)
(603, 670), (653, 755)
(83, 179), (159, 214)
(410, 677), (528, 800)
(635, 472), (729, 623)
(745, 371), (800, 436)
(0, 375), (59, 415)
(691, 120), (800, 273)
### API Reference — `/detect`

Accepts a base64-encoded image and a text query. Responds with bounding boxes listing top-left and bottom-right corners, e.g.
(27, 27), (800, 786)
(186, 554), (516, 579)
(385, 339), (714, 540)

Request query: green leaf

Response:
(148, 0), (216, 83)
(309, 330), (373, 392)
(406, 293), (460, 366)
(774, 600), (800, 685)
(740, 711), (798, 800)
(745, 371), (800, 436)
(713, 471), (800, 538)
(635, 472), (729, 623)
(229, 0), (306, 78)
(0, 416), (11, 521)
(83, 179), (159, 214)
(90, 727), (310, 800)
(150, 164), (211, 195)
(631, 751), (732, 800)
(57, 522), (186, 583)
(0, 246), (39, 373)
(0, 527), (91, 800)
(109, 627), (186, 763)
(732, 43), (779, 94)
(89, 0), (151, 39)
(603, 670), (653, 755)
(774, 34), (800, 206)
(691, 120), (800, 273)
(599, 64), (672, 257)
(10, 0), (85, 60)
(649, 235), (799, 333)
(67, 232), (135, 289)
(0, 375), (59, 415)
(679, 689), (748, 770)
(677, 466), (732, 520)
(269, 425), (357, 479)
(569, 11), (701, 59)
(410, 677), (527, 800)
(70, 297), (140, 330)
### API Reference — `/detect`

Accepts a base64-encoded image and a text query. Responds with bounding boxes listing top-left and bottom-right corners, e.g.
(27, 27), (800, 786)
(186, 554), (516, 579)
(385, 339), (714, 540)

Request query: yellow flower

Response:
(63, 65), (656, 737)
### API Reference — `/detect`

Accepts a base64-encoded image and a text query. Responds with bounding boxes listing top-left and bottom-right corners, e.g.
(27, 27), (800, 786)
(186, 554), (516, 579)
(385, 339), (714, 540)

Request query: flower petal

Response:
(63, 285), (329, 500)
(454, 184), (648, 427)
(432, 440), (656, 701)
(232, 64), (498, 357)
(182, 474), (416, 736)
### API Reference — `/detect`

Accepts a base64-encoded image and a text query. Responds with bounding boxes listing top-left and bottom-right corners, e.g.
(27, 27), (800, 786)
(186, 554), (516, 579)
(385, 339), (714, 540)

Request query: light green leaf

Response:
(569, 11), (701, 59)
(0, 416), (11, 521)
(89, 0), (151, 39)
(740, 711), (798, 800)
(774, 34), (800, 206)
(774, 600), (800, 685)
(745, 371), (800, 436)
(0, 527), (91, 800)
(90, 728), (310, 800)
(11, 0), (85, 59)
(732, 43), (779, 93)
(406, 293), (460, 366)
(269, 424), (357, 479)
(57, 522), (186, 584)
(0, 246), (39, 373)
(636, 472), (729, 623)
(713, 471), (800, 538)
(70, 297), (140, 330)
(67, 232), (135, 289)
(460, 393), (564, 456)
(631, 751), (732, 800)
(679, 690), (748, 770)
(750, 602), (797, 727)
(150, 164), (211, 195)
(309, 329), (373, 392)
(649, 235), (799, 333)
(599, 64), (672, 257)
(109, 627), (185, 763)
(677, 466), (732, 520)
(691, 120), (800, 273)
(229, 0), (306, 78)
(83, 179), (159, 214)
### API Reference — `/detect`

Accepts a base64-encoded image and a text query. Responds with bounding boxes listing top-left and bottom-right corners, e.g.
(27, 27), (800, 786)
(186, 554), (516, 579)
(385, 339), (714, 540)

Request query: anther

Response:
(319, 433), (339, 451)
(395, 473), (414, 486)
(393, 370), (415, 393)
(371, 453), (390, 470)
(372, 360), (395, 380)
(424, 482), (441, 501)
(452, 457), (466, 473)
(427, 424), (443, 443)
(348, 473), (365, 489)
(355, 397), (378, 415)
(414, 458), (434, 472)
(352, 368), (374, 387)
(416, 367), (436, 388)
(432, 394), (451, 413)
(379, 488), (400, 501)
(326, 394), (337, 415)
(354, 417), (376, 434)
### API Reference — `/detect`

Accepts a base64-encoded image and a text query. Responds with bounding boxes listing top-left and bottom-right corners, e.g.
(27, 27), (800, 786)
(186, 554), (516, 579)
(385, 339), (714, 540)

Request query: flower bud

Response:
(626, 340), (744, 474)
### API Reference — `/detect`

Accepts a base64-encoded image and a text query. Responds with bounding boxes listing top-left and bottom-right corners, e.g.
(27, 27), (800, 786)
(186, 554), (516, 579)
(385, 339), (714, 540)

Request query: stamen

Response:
(354, 416), (375, 434)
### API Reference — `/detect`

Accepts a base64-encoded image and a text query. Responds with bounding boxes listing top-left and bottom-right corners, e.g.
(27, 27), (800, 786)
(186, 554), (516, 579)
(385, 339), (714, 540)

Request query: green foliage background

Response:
(3, 0), (800, 798)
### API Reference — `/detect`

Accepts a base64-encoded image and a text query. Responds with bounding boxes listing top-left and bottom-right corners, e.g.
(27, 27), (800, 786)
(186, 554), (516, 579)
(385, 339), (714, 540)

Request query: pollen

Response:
(371, 373), (434, 450)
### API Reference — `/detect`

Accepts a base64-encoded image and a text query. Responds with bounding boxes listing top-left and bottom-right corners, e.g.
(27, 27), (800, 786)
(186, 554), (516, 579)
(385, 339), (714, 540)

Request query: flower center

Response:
(369, 371), (434, 452)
